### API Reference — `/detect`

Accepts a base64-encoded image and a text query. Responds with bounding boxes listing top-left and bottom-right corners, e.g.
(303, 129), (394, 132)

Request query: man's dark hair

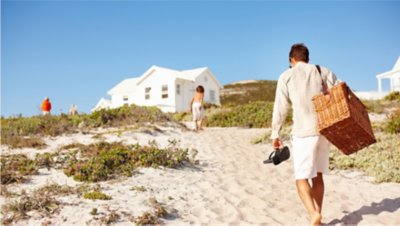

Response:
(196, 85), (205, 93)
(289, 43), (309, 63)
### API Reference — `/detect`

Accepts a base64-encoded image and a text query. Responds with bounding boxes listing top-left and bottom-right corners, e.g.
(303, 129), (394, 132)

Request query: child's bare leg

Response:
(199, 119), (204, 130)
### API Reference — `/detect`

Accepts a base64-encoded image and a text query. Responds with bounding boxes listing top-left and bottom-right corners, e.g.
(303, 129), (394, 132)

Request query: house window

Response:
(210, 90), (216, 102)
(204, 76), (208, 82)
(145, 87), (151, 100)
(176, 84), (181, 95)
(162, 85), (168, 99)
(123, 95), (129, 102)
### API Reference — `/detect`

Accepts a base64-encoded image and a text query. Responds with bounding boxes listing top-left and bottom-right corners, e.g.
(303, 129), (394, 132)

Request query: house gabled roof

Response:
(107, 65), (222, 96)
(91, 98), (112, 112)
(179, 67), (208, 81)
(136, 65), (179, 86)
(107, 77), (140, 95)
(179, 67), (223, 88)
(376, 56), (400, 79)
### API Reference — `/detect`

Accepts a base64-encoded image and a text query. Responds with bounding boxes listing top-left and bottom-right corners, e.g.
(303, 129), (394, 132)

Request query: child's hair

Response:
(196, 85), (205, 93)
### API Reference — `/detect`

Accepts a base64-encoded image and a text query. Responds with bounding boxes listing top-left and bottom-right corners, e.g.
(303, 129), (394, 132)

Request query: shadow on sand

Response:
(326, 197), (400, 225)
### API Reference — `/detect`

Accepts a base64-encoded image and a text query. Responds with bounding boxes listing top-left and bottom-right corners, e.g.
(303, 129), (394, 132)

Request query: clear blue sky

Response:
(2, 1), (400, 117)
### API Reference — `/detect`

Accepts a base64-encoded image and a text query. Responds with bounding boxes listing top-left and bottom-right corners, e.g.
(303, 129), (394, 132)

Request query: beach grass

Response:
(1, 104), (180, 149)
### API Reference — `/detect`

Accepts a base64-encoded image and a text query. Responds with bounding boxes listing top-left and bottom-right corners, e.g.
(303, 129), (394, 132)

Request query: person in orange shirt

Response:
(41, 97), (52, 115)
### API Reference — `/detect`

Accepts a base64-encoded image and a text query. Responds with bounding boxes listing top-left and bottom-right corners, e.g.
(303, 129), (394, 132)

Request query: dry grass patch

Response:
(1, 190), (59, 225)
(1, 154), (38, 185)
(134, 197), (169, 225)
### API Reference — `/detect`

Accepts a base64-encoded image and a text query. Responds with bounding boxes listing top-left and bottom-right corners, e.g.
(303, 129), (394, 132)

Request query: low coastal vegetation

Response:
(329, 131), (400, 183)
(1, 141), (197, 184)
(206, 101), (277, 128)
(0, 88), (399, 224)
(220, 80), (277, 106)
(361, 91), (400, 114)
(1, 154), (38, 184)
(1, 183), (84, 225)
(63, 141), (196, 182)
(1, 104), (181, 149)
(83, 189), (112, 200)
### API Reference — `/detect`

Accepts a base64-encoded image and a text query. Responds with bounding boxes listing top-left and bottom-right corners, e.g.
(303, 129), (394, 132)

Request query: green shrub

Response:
(384, 91), (400, 101)
(221, 80), (277, 106)
(34, 153), (55, 169)
(385, 110), (400, 134)
(63, 141), (195, 182)
(206, 101), (290, 128)
(171, 111), (190, 121)
(86, 104), (172, 127)
(83, 190), (112, 200)
(330, 132), (400, 183)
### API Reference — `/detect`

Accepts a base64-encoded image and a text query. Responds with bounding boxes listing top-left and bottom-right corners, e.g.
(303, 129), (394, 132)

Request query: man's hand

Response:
(272, 138), (283, 150)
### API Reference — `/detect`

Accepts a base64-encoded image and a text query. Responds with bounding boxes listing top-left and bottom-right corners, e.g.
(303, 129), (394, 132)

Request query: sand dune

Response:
(1, 126), (399, 225)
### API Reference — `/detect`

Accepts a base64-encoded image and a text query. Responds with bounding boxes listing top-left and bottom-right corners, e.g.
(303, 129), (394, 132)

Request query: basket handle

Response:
(346, 86), (352, 100)
(316, 65), (329, 95)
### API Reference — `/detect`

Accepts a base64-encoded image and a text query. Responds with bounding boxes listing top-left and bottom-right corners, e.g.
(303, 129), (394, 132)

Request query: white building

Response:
(355, 56), (400, 100)
(377, 56), (400, 94)
(92, 65), (222, 112)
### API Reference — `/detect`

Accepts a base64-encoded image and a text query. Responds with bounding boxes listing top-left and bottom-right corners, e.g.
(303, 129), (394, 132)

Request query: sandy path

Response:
(174, 127), (400, 225)
(2, 127), (399, 225)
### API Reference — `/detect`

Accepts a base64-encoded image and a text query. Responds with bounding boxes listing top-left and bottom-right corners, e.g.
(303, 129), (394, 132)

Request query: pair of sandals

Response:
(263, 146), (290, 165)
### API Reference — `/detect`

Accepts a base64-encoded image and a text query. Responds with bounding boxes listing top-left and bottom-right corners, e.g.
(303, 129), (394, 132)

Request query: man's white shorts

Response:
(291, 135), (331, 180)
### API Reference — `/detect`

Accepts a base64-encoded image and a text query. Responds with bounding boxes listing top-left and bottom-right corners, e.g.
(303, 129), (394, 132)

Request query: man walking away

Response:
(271, 43), (339, 225)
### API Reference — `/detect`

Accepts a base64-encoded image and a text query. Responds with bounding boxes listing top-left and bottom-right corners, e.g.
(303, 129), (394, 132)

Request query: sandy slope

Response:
(1, 126), (399, 225)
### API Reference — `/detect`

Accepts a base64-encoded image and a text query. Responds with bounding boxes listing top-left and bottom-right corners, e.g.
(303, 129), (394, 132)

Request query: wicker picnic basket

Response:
(312, 82), (376, 155)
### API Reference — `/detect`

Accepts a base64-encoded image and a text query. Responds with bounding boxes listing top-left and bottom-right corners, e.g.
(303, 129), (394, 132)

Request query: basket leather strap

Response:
(316, 65), (328, 94)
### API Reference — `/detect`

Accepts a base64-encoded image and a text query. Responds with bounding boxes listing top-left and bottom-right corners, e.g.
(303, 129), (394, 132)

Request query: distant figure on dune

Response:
(41, 97), (52, 115)
(69, 104), (78, 115)
(271, 43), (340, 225)
(190, 85), (205, 131)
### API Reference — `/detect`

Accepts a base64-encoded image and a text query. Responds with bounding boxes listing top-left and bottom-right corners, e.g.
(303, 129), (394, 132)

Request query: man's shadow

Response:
(326, 197), (400, 225)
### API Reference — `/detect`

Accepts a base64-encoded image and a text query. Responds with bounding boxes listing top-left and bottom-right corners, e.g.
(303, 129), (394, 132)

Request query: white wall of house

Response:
(194, 70), (221, 105)
(138, 71), (177, 112)
(94, 66), (222, 113)
(111, 93), (130, 108)
(392, 76), (400, 91)
(175, 79), (195, 112)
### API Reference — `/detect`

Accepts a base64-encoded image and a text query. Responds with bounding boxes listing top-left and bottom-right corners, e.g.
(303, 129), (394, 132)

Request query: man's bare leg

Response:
(296, 179), (322, 226)
(311, 173), (324, 213)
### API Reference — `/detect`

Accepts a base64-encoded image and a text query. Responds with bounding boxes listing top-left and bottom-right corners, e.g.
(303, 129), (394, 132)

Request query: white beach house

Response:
(355, 56), (400, 100)
(377, 56), (400, 94)
(92, 65), (222, 112)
